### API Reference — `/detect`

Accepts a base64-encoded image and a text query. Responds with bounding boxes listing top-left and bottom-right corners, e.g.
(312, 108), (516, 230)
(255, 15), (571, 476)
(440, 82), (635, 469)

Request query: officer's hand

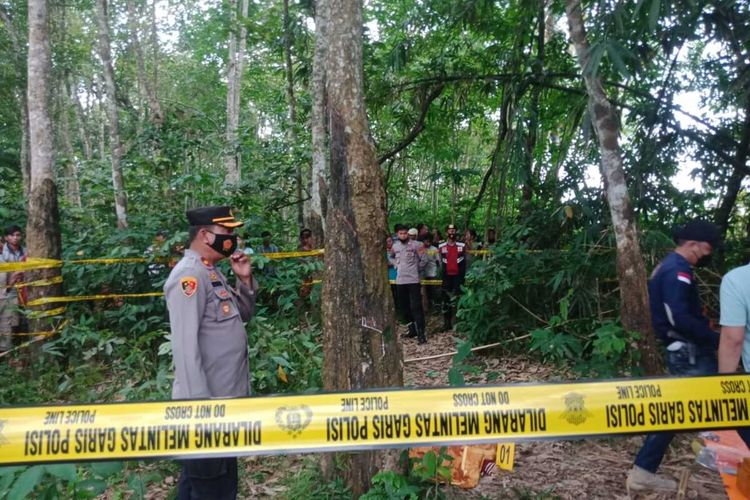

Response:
(229, 252), (252, 285)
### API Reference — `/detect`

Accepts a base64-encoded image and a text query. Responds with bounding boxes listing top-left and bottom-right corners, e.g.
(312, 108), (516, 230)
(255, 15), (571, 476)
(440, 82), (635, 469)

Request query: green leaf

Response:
(583, 42), (605, 78)
(606, 41), (630, 78)
(448, 367), (465, 386)
(453, 339), (473, 363)
(8, 465), (44, 500)
(648, 0), (661, 31)
(44, 464), (77, 482)
(271, 355), (291, 368)
(89, 461), (124, 478)
(75, 478), (108, 497)
(0, 466), (26, 478)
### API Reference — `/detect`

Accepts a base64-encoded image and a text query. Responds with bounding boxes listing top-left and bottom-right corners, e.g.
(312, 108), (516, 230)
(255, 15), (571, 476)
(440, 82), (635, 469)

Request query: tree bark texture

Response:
(565, 0), (663, 375)
(26, 0), (62, 311)
(282, 0), (302, 228)
(59, 88), (82, 207)
(95, 0), (128, 228)
(305, 0), (329, 245)
(68, 78), (93, 161)
(715, 101), (750, 239)
(127, 0), (163, 126)
(321, 0), (403, 493)
(0, 6), (31, 198)
(224, 0), (248, 186)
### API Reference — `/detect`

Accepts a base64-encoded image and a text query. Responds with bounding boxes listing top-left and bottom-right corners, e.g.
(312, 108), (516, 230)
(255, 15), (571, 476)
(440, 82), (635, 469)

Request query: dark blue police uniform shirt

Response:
(648, 252), (718, 351)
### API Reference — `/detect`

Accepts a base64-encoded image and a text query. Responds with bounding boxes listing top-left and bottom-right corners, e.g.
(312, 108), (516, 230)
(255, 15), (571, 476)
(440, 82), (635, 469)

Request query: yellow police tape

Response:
(0, 374), (748, 465)
(25, 292), (164, 307)
(26, 307), (67, 319)
(15, 276), (64, 288)
(0, 250), (327, 273)
(0, 258), (62, 272)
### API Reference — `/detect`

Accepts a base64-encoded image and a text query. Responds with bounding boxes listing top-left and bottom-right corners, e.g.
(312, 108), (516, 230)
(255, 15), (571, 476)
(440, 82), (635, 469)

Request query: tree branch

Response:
(377, 84), (444, 164)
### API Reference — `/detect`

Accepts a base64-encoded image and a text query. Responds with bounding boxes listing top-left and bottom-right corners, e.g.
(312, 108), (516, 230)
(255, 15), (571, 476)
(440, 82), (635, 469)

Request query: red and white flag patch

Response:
(677, 272), (692, 284)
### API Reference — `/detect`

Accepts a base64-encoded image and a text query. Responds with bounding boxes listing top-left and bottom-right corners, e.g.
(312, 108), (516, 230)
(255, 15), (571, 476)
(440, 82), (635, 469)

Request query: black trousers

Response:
(442, 274), (463, 326)
(397, 283), (425, 336)
(176, 457), (238, 500)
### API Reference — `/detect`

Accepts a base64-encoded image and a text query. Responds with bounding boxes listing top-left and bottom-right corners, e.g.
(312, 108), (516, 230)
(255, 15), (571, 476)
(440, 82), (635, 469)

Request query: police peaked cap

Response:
(673, 219), (721, 248)
(186, 206), (243, 228)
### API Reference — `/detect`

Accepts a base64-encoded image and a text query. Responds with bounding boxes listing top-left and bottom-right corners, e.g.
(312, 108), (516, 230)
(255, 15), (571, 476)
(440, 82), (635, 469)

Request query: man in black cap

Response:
(626, 219), (721, 494)
(165, 206), (258, 500)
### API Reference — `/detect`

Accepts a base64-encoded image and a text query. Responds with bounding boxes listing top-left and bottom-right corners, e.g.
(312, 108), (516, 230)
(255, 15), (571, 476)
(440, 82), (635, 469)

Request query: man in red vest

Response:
(438, 224), (466, 331)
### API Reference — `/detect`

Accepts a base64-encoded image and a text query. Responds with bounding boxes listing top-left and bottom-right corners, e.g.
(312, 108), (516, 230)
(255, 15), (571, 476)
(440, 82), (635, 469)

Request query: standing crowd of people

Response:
(387, 222), (493, 344)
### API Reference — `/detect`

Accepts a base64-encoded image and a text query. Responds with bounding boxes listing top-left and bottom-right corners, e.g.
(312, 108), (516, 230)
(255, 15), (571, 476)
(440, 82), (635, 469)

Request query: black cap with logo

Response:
(186, 206), (243, 228)
(673, 219), (721, 248)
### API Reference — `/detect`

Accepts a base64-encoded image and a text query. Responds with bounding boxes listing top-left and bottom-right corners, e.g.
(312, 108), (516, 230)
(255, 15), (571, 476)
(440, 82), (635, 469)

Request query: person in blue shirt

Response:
(718, 260), (750, 449)
(627, 220), (721, 494)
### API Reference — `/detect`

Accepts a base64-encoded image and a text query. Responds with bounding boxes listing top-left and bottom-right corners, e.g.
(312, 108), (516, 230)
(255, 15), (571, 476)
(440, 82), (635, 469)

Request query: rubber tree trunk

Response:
(67, 77), (93, 161)
(565, 0), (663, 375)
(59, 87), (82, 207)
(282, 0), (302, 228)
(26, 0), (62, 313)
(224, 0), (249, 186)
(0, 6), (31, 198)
(95, 0), (128, 228)
(305, 0), (329, 246)
(321, 0), (403, 494)
(127, 0), (163, 126)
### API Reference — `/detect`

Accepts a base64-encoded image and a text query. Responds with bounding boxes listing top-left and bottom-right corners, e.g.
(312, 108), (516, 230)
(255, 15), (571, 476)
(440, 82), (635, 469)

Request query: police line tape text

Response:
(606, 397), (748, 428)
(24, 421), (262, 457)
(326, 409), (547, 442)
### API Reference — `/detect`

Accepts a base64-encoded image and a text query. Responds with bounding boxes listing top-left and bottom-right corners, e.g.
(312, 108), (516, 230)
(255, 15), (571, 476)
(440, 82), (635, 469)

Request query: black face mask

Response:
(695, 254), (712, 268)
(208, 232), (238, 257)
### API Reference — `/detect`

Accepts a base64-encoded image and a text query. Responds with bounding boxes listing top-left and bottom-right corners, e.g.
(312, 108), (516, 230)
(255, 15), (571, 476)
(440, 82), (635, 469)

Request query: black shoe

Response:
(442, 323), (451, 332)
(417, 335), (427, 344)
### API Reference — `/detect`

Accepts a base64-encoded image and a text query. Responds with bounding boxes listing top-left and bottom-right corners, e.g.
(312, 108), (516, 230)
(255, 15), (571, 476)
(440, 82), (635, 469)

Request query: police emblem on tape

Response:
(561, 392), (591, 425)
(180, 277), (198, 297)
(275, 406), (313, 438)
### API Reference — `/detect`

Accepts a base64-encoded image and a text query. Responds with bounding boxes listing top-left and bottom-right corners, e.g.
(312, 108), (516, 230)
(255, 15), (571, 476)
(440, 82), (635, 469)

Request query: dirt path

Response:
(399, 318), (728, 499)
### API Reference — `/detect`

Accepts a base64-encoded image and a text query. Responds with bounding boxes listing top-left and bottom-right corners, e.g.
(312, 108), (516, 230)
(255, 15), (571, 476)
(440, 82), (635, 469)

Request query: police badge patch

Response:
(275, 406), (313, 438)
(560, 392), (591, 425)
(180, 277), (198, 297)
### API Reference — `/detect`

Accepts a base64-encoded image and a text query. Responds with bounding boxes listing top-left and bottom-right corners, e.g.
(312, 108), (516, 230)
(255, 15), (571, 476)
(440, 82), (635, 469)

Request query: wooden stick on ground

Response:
(404, 333), (531, 363)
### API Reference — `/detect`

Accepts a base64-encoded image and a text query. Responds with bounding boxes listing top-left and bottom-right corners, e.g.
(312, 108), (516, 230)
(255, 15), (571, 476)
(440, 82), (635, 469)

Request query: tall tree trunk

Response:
(321, 0), (402, 494)
(520, 0), (546, 218)
(95, 0), (128, 228)
(26, 0), (62, 313)
(0, 6), (31, 198)
(59, 87), (82, 207)
(224, 0), (248, 186)
(282, 0), (302, 227)
(127, 0), (163, 126)
(67, 78), (93, 161)
(565, 0), (662, 375)
(715, 102), (750, 239)
(305, 0), (329, 245)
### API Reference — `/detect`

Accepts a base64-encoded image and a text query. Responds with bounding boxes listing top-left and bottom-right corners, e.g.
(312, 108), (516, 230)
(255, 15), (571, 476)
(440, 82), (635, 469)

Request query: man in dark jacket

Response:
(626, 219), (721, 494)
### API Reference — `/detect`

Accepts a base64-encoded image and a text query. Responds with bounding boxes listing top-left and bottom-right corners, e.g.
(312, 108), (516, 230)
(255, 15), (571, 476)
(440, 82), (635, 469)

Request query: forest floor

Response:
(140, 314), (729, 499)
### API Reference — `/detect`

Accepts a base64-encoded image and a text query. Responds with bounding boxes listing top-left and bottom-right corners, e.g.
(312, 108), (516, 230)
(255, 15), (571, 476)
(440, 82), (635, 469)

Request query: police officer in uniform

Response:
(165, 206), (258, 500)
(626, 219), (720, 494)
